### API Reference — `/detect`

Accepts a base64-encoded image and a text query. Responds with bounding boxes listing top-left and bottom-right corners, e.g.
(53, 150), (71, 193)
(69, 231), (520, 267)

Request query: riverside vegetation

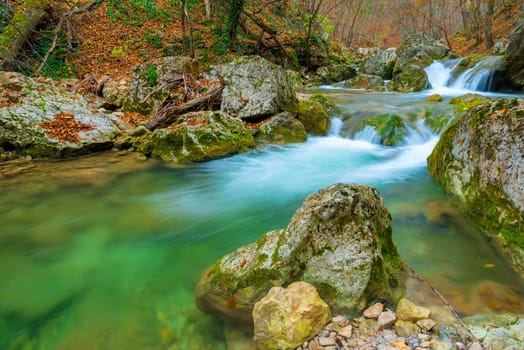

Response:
(1, 1), (524, 350)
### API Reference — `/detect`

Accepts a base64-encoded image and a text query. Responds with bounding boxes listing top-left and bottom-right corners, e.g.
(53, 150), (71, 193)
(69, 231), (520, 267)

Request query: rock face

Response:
(296, 100), (330, 136)
(209, 56), (298, 120)
(391, 35), (449, 92)
(123, 56), (200, 115)
(362, 48), (397, 79)
(427, 97), (524, 277)
(0, 72), (126, 159)
(196, 184), (406, 324)
(253, 112), (307, 145)
(253, 281), (331, 350)
(125, 112), (255, 163)
(506, 9), (524, 89)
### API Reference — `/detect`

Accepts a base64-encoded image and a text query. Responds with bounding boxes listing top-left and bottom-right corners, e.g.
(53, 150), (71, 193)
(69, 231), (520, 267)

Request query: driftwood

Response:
(145, 85), (224, 131)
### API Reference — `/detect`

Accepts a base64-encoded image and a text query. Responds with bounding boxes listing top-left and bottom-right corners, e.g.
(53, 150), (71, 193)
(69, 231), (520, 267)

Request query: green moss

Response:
(296, 100), (329, 136)
(310, 94), (341, 117)
(360, 114), (407, 146)
(449, 94), (487, 113)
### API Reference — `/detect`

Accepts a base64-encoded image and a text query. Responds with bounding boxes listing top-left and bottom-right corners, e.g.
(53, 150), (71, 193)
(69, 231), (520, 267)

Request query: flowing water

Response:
(1, 70), (524, 349)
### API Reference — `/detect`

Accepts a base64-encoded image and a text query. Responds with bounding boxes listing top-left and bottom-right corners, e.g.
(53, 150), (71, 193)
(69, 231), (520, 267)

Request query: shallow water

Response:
(1, 91), (523, 349)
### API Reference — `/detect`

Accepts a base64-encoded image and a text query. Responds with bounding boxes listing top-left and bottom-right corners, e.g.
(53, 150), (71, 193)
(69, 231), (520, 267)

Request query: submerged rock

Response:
(209, 56), (298, 120)
(253, 281), (331, 350)
(0, 71), (126, 159)
(427, 97), (524, 278)
(196, 184), (406, 324)
(129, 111), (255, 163)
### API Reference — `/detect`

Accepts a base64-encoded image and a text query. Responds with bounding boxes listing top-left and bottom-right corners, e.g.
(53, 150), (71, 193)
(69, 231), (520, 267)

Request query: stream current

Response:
(1, 68), (524, 349)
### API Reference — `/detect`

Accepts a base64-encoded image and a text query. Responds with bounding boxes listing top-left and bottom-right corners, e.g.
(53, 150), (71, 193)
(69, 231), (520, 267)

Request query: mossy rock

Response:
(391, 64), (428, 92)
(359, 114), (407, 146)
(427, 97), (524, 277)
(296, 100), (330, 136)
(134, 112), (255, 163)
(254, 112), (307, 146)
(449, 94), (490, 113)
(343, 74), (385, 91)
(426, 94), (443, 102)
(309, 94), (342, 117)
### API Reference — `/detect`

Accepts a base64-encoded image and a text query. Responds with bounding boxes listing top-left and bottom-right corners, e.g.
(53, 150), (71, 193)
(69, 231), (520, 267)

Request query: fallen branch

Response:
(403, 264), (478, 341)
(145, 85), (224, 131)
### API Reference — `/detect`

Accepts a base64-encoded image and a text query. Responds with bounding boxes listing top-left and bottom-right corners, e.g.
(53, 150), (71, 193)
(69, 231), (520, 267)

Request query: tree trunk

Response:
(204, 0), (211, 21)
(485, 0), (495, 49)
(0, 1), (49, 70)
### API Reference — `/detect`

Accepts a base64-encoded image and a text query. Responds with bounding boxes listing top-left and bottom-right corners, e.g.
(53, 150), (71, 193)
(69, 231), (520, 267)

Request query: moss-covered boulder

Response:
(358, 114), (408, 146)
(209, 56), (297, 120)
(253, 112), (307, 146)
(196, 184), (406, 324)
(253, 282), (331, 350)
(123, 56), (200, 115)
(0, 72), (127, 159)
(309, 94), (341, 117)
(361, 48), (397, 79)
(342, 74), (386, 91)
(427, 97), (524, 277)
(315, 64), (357, 84)
(391, 63), (429, 92)
(296, 100), (330, 136)
(128, 112), (254, 163)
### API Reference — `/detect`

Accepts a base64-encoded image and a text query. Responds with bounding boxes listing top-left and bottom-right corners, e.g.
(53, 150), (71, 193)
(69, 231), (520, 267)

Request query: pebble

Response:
(364, 302), (385, 319)
(377, 310), (397, 330)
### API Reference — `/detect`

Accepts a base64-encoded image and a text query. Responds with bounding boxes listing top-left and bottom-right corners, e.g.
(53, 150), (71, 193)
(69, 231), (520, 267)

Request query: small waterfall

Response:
(451, 56), (504, 91)
(353, 126), (381, 144)
(328, 117), (343, 137)
(425, 56), (504, 92)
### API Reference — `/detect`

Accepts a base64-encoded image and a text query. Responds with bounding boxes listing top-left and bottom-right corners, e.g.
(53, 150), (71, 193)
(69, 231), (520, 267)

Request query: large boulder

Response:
(296, 100), (330, 136)
(253, 281), (331, 350)
(0, 72), (126, 159)
(316, 64), (357, 84)
(196, 184), (406, 324)
(209, 56), (298, 120)
(123, 56), (200, 115)
(362, 48), (397, 79)
(427, 97), (524, 278)
(505, 9), (524, 89)
(391, 63), (429, 92)
(123, 111), (255, 163)
(253, 112), (307, 146)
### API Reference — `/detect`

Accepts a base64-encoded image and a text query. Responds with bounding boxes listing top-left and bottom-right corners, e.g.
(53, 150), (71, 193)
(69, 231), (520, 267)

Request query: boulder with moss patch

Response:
(427, 97), (524, 278)
(391, 63), (429, 92)
(296, 100), (330, 135)
(253, 112), (307, 145)
(128, 111), (254, 163)
(309, 94), (341, 117)
(0, 71), (127, 159)
(196, 184), (406, 325)
(361, 48), (397, 79)
(316, 64), (357, 84)
(358, 114), (408, 146)
(342, 74), (386, 91)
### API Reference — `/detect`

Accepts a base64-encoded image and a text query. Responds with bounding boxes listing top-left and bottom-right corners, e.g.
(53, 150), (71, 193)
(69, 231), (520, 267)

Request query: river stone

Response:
(377, 310), (397, 330)
(427, 97), (524, 278)
(209, 56), (297, 120)
(123, 56), (199, 115)
(363, 302), (384, 319)
(253, 112), (307, 145)
(361, 48), (397, 79)
(0, 71), (127, 159)
(505, 9), (524, 88)
(131, 111), (254, 163)
(296, 100), (330, 135)
(391, 63), (429, 92)
(394, 320), (420, 337)
(396, 298), (431, 322)
(253, 281), (331, 350)
(342, 74), (385, 91)
(316, 64), (357, 84)
(196, 184), (406, 324)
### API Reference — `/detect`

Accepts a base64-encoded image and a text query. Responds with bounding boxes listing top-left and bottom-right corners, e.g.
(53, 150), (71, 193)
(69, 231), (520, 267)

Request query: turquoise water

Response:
(1, 92), (523, 349)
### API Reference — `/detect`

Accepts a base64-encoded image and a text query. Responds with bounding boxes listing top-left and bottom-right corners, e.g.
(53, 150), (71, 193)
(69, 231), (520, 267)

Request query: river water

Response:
(1, 74), (524, 349)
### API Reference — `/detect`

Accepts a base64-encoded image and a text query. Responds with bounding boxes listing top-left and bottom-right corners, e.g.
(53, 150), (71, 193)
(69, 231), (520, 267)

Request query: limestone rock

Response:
(101, 78), (130, 109)
(123, 56), (200, 115)
(130, 112), (254, 163)
(427, 97), (524, 277)
(196, 184), (406, 324)
(505, 10), (524, 88)
(377, 311), (397, 330)
(342, 74), (385, 91)
(209, 56), (297, 120)
(363, 303), (384, 319)
(316, 64), (357, 84)
(361, 48), (397, 79)
(396, 299), (431, 322)
(253, 112), (307, 146)
(394, 320), (420, 337)
(253, 281), (331, 350)
(296, 100), (330, 136)
(416, 319), (436, 332)
(0, 71), (127, 159)
(391, 63), (429, 92)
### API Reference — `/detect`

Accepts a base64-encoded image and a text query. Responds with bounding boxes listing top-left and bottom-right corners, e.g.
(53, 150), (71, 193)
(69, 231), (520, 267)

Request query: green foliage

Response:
(105, 0), (163, 26)
(146, 64), (158, 87)
(0, 1), (13, 33)
(144, 29), (163, 49)
(31, 31), (76, 78)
